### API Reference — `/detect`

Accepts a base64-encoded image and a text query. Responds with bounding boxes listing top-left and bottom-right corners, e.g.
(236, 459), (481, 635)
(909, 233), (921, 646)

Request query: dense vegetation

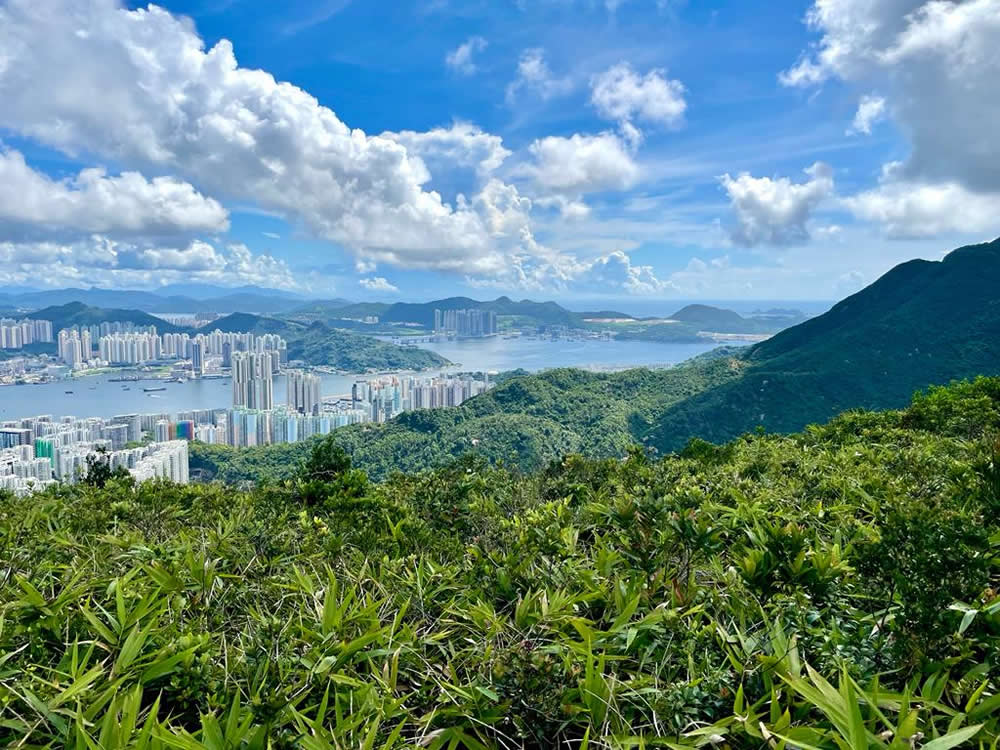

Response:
(199, 239), (1000, 475)
(3, 377), (1000, 747)
(210, 313), (450, 371)
(190, 360), (743, 481)
(648, 238), (1000, 449)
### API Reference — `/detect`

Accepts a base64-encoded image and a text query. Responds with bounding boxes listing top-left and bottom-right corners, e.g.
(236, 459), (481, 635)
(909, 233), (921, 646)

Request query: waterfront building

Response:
(287, 369), (322, 415)
(433, 308), (498, 337)
(232, 351), (274, 410)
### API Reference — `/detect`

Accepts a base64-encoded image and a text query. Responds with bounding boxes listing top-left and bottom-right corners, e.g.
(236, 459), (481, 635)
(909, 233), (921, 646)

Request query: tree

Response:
(301, 436), (353, 482)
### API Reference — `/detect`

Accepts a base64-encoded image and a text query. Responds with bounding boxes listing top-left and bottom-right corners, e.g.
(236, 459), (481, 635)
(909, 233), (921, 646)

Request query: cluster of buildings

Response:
(0, 319), (54, 350)
(0, 412), (189, 495)
(55, 324), (287, 372)
(433, 309), (498, 338)
(175, 371), (493, 448)
(351, 373), (492, 422)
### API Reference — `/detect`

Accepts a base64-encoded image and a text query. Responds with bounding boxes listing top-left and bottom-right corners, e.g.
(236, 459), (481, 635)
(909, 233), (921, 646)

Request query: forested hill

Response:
(26, 301), (189, 334)
(194, 239), (1000, 478)
(9, 377), (1000, 746)
(210, 312), (450, 371)
(648, 237), (1000, 448)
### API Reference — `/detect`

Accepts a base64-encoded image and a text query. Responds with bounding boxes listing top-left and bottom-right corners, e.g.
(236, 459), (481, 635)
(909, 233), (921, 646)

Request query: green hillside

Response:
(6, 377), (1000, 747)
(26, 301), (188, 334)
(210, 312), (450, 371)
(648, 238), (1000, 449)
(194, 239), (1000, 478)
(191, 360), (745, 480)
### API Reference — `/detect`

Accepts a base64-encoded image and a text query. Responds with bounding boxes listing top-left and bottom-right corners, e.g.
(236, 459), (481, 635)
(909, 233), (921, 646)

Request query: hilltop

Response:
(616, 303), (806, 343)
(648, 237), (1000, 448)
(26, 301), (189, 334)
(210, 312), (450, 371)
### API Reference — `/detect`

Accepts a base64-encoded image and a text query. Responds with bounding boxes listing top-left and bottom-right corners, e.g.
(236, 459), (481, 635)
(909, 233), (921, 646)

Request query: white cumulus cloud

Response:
(843, 180), (1000, 238)
(524, 132), (640, 195)
(383, 122), (511, 177)
(719, 163), (835, 246)
(0, 237), (300, 290)
(0, 148), (229, 238)
(782, 0), (1000, 195)
(0, 0), (490, 271)
(590, 62), (686, 128)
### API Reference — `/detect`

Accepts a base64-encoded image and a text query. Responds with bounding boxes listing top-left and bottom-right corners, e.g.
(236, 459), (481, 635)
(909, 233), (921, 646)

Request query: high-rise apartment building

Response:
(287, 369), (322, 415)
(433, 308), (497, 337)
(191, 341), (205, 376)
(232, 351), (274, 411)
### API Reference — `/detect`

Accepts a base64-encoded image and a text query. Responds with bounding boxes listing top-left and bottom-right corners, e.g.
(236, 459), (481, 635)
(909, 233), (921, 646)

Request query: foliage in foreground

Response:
(3, 377), (1000, 748)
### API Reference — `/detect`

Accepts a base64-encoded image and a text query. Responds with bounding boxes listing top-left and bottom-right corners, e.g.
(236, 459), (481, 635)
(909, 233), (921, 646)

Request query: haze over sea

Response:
(0, 337), (722, 420)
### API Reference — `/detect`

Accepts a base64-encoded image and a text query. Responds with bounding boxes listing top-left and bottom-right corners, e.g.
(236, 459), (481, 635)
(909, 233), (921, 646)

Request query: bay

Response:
(0, 337), (724, 420)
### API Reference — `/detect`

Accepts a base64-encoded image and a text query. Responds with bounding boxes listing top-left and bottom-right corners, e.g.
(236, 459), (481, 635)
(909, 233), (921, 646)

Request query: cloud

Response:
(534, 195), (592, 219)
(590, 62), (687, 128)
(719, 162), (835, 246)
(0, 236), (300, 290)
(0, 0), (491, 271)
(576, 251), (670, 294)
(445, 36), (487, 75)
(383, 122), (510, 177)
(505, 48), (573, 102)
(359, 276), (399, 292)
(847, 94), (886, 135)
(0, 148), (229, 238)
(262, 231), (281, 239)
(782, 0), (1000, 194)
(843, 179), (1000, 238)
(524, 132), (640, 195)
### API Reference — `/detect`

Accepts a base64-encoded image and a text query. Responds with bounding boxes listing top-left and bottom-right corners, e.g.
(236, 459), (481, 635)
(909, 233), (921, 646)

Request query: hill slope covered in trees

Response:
(209, 313), (450, 371)
(4, 377), (1000, 747)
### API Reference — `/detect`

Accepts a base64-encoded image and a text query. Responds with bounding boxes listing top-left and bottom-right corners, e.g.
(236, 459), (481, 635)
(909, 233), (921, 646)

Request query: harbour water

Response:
(0, 337), (724, 420)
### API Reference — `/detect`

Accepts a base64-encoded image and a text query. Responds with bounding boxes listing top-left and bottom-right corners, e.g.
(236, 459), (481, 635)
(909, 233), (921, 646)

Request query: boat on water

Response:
(143, 386), (167, 392)
(65, 390), (73, 394)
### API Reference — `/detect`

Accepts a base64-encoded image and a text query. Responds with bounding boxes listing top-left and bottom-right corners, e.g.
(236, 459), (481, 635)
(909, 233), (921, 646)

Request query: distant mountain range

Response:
(0, 285), (320, 315)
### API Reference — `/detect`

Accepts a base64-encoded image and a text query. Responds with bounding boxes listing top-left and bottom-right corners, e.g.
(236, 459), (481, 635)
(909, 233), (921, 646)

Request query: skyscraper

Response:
(191, 341), (205, 376)
(232, 351), (274, 411)
(287, 370), (322, 415)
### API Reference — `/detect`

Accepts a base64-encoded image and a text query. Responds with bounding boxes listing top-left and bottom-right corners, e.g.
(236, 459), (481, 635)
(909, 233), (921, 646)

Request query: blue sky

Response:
(0, 0), (998, 304)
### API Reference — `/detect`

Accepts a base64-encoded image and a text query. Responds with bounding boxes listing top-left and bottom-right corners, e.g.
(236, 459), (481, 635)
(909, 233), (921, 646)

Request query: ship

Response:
(143, 386), (167, 392)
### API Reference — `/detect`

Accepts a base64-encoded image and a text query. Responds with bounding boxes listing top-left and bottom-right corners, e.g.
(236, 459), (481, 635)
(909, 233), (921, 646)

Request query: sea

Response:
(0, 336), (725, 420)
